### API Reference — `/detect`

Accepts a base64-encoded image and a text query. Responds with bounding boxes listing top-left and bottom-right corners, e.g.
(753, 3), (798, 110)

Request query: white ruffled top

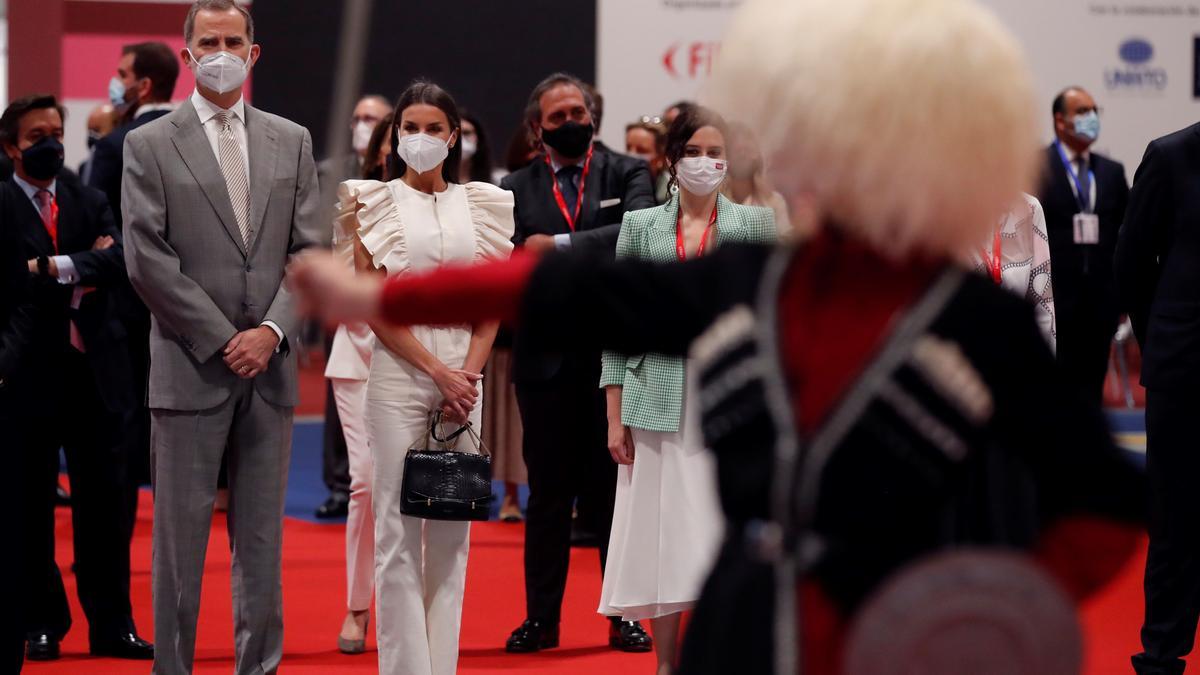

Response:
(334, 178), (515, 277)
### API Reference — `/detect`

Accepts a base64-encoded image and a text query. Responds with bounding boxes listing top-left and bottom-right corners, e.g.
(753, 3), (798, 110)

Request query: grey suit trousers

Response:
(150, 380), (293, 675)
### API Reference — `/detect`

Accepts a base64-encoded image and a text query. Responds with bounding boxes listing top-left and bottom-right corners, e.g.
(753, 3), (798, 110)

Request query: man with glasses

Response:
(1036, 86), (1129, 405)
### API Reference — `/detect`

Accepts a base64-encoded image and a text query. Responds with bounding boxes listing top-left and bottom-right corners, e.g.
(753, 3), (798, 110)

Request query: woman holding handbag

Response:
(336, 80), (514, 675)
(598, 105), (776, 675)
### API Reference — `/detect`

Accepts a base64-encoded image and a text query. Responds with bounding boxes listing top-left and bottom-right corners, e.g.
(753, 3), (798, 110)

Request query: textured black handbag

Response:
(399, 411), (493, 521)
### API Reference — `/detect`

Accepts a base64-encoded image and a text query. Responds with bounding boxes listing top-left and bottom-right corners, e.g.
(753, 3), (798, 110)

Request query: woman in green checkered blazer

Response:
(596, 106), (777, 673)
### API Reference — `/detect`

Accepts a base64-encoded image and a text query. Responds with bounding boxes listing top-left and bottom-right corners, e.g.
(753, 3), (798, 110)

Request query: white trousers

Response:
(367, 359), (480, 675)
(332, 378), (374, 611)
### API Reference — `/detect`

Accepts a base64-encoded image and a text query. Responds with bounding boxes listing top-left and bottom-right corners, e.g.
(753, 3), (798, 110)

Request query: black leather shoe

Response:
(315, 492), (350, 519)
(505, 619), (559, 653)
(90, 632), (154, 660)
(609, 619), (653, 652)
(26, 633), (60, 661)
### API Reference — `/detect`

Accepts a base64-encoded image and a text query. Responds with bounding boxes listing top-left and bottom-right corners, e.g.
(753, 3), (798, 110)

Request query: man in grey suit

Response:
(121, 2), (319, 673)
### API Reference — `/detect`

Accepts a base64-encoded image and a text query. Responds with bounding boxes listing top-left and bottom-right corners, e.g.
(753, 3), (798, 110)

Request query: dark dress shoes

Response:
(505, 619), (559, 652)
(90, 631), (154, 660)
(609, 618), (653, 652)
(25, 633), (60, 661)
(315, 492), (350, 519)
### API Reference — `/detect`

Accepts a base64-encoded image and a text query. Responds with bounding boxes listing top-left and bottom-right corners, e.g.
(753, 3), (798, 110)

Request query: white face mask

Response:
(188, 49), (249, 95)
(352, 121), (374, 154)
(460, 136), (478, 160)
(674, 156), (727, 196)
(397, 133), (450, 174)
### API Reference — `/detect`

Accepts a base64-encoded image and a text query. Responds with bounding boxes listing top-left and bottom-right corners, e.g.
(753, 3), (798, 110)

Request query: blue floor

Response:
(286, 422), (529, 525)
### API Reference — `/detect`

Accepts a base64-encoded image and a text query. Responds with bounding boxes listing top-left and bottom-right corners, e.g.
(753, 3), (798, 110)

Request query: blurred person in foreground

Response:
(289, 0), (1144, 673)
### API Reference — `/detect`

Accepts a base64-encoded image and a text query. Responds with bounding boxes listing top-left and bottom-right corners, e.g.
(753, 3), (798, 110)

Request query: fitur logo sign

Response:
(1105, 37), (1168, 93)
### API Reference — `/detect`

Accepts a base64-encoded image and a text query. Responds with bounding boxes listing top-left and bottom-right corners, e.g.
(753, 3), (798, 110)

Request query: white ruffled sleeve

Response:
(336, 179), (408, 275)
(463, 181), (516, 262)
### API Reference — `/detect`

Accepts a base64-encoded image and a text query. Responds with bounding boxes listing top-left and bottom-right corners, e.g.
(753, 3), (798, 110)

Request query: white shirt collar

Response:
(134, 102), (176, 120)
(13, 173), (55, 200)
(191, 89), (245, 126)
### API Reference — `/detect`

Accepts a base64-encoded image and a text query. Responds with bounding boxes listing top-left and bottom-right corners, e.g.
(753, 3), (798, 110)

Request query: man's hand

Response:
(287, 250), (383, 324)
(26, 258), (58, 276)
(92, 235), (114, 251)
(523, 234), (557, 254)
(223, 326), (279, 379)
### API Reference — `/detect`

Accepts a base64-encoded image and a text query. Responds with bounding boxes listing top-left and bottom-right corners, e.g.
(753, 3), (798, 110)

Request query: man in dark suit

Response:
(1, 94), (152, 662)
(1035, 86), (1129, 405)
(500, 72), (655, 653)
(0, 159), (38, 675)
(86, 40), (180, 539)
(1117, 122), (1200, 675)
(314, 93), (392, 520)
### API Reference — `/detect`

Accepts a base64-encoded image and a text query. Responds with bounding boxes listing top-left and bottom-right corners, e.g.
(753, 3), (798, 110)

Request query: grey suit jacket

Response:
(122, 98), (321, 411)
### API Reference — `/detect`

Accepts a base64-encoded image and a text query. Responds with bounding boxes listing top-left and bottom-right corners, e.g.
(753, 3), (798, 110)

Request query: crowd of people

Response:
(6, 0), (1200, 673)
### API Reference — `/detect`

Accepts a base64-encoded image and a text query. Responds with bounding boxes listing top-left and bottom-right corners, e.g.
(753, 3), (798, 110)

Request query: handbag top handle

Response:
(428, 410), (492, 458)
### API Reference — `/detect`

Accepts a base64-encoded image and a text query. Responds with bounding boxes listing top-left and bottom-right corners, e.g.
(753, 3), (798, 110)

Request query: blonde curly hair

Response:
(704, 0), (1039, 260)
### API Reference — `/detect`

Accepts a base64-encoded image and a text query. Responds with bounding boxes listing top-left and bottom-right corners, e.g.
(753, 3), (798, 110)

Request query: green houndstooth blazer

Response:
(599, 193), (777, 432)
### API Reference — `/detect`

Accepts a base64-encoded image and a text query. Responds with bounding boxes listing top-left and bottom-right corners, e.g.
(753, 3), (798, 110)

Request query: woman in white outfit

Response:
(598, 106), (776, 675)
(337, 80), (514, 675)
(327, 117), (391, 654)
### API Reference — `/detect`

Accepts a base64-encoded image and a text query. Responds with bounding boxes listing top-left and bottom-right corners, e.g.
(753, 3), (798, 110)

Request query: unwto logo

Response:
(1105, 38), (1167, 92)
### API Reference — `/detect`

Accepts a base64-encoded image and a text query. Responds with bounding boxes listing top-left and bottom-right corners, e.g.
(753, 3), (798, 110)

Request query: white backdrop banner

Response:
(597, 0), (1200, 173)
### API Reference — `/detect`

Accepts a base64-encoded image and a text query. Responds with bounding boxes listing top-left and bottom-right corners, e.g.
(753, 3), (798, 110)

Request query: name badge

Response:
(1073, 213), (1100, 245)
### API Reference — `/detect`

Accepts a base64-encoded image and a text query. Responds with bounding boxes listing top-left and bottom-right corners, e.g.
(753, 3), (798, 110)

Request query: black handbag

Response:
(399, 411), (494, 521)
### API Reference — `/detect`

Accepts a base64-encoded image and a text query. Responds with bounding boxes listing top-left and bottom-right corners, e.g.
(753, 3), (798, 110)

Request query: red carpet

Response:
(23, 494), (1191, 675)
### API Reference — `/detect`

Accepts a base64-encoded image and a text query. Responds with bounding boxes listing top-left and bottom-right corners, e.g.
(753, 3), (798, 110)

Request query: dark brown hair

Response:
(664, 105), (729, 189)
(361, 112), (394, 181)
(523, 72), (594, 146)
(0, 94), (66, 147)
(389, 80), (462, 183)
(123, 42), (180, 102)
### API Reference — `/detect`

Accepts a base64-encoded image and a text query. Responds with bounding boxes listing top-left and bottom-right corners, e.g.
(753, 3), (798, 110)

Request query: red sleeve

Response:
(379, 251), (540, 326)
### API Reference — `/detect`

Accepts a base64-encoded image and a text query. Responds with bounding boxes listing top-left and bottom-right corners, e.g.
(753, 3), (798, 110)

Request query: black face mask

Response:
(22, 137), (65, 181)
(541, 121), (593, 159)
(86, 132), (102, 150)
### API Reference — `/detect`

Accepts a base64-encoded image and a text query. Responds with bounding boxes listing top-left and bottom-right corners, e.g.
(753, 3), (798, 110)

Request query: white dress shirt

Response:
(12, 173), (79, 284)
(134, 102), (176, 120)
(190, 89), (284, 349)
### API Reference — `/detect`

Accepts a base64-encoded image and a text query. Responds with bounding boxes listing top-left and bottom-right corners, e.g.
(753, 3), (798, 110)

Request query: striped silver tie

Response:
(215, 111), (252, 247)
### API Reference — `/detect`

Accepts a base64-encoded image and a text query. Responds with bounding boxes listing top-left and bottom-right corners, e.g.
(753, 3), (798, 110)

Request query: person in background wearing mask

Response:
(458, 110), (498, 184)
(88, 41), (179, 224)
(316, 93), (393, 523)
(625, 117), (669, 204)
(599, 105), (776, 675)
(724, 121), (795, 239)
(0, 94), (152, 662)
(1034, 86), (1128, 406)
(87, 39), (181, 548)
(121, 1), (322, 672)
(499, 71), (655, 654)
(338, 79), (514, 675)
(78, 103), (116, 184)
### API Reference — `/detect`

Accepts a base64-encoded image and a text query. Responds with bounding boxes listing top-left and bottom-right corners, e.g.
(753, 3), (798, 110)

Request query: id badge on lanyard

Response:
(1055, 141), (1099, 245)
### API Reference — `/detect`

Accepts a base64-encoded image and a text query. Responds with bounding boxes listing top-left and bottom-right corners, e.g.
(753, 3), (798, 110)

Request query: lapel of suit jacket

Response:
(647, 195), (679, 263)
(244, 105), (279, 254)
(714, 193), (740, 246)
(6, 178), (56, 255)
(169, 99), (248, 257)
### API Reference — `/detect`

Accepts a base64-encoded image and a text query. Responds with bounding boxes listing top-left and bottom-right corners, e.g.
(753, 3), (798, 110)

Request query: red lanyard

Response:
(979, 228), (1002, 285)
(676, 203), (719, 261)
(544, 146), (594, 232)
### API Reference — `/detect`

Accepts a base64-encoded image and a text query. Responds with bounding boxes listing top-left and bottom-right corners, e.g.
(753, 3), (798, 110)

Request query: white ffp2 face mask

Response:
(674, 157), (727, 196)
(188, 49), (249, 95)
(460, 137), (478, 160)
(397, 133), (451, 174)
(352, 121), (374, 153)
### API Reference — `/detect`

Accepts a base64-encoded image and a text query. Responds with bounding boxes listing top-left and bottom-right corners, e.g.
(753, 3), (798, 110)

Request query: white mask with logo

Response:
(352, 121), (374, 154)
(674, 157), (727, 195)
(188, 49), (249, 95)
(397, 133), (451, 174)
